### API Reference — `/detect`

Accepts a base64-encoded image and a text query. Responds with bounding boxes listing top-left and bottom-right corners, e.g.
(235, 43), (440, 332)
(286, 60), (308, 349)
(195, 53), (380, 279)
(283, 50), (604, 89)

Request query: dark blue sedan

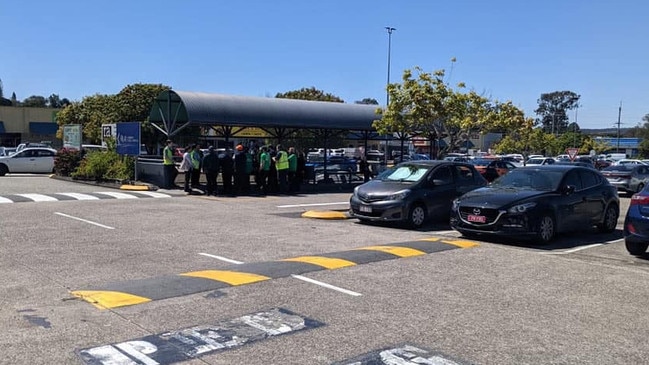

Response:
(624, 185), (649, 255)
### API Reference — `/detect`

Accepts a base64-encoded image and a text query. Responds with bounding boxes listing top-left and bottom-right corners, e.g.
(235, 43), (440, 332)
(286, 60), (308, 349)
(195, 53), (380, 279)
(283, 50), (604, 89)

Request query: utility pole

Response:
(383, 26), (396, 165)
(616, 101), (622, 152)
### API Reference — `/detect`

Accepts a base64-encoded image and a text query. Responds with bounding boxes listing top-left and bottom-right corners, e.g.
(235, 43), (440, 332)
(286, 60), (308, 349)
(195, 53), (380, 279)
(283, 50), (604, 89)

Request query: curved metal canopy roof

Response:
(149, 90), (382, 137)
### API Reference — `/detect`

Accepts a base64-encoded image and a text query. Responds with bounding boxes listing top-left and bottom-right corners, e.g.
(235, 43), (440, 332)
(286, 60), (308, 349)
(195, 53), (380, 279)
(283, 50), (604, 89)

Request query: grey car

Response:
(349, 160), (487, 228)
(601, 164), (649, 195)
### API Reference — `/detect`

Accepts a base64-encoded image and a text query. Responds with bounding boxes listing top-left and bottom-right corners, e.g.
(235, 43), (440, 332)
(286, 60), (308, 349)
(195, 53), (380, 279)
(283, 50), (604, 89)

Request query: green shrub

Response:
(54, 148), (82, 176)
(72, 150), (135, 181)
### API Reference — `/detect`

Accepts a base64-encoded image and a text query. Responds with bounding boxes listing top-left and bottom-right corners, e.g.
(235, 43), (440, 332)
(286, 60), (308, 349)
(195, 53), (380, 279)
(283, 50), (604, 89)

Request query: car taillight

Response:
(627, 222), (637, 234)
(630, 194), (649, 206)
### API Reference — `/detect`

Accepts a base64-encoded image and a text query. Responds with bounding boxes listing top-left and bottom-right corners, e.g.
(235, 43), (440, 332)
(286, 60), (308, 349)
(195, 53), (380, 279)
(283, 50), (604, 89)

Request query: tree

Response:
(534, 91), (580, 135)
(376, 66), (530, 158)
(22, 95), (47, 107)
(47, 94), (70, 108)
(275, 87), (344, 103)
(0, 79), (11, 106)
(355, 98), (379, 105)
(275, 87), (346, 150)
(117, 83), (171, 147)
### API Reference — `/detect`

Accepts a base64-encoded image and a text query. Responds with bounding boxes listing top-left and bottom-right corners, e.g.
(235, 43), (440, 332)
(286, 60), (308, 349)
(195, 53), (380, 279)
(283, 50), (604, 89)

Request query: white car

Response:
(0, 147), (57, 175)
(613, 159), (647, 166)
(525, 157), (556, 166)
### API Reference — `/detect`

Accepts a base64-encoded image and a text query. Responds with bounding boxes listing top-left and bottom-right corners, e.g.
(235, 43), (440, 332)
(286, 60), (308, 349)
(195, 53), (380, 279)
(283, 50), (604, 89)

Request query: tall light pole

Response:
(385, 26), (395, 105)
(616, 101), (622, 152)
(384, 26), (396, 164)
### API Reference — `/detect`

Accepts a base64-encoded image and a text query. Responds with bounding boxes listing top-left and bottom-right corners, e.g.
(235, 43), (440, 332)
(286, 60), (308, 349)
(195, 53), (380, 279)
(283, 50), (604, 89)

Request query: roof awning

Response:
(29, 122), (58, 134)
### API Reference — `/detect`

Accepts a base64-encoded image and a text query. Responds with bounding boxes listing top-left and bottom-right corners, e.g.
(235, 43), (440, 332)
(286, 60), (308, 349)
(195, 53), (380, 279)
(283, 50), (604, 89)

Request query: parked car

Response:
(450, 165), (619, 243)
(613, 159), (646, 166)
(470, 159), (517, 182)
(0, 147), (58, 175)
(600, 164), (649, 195)
(623, 185), (649, 255)
(349, 160), (487, 228)
(525, 157), (555, 166)
(307, 155), (358, 174)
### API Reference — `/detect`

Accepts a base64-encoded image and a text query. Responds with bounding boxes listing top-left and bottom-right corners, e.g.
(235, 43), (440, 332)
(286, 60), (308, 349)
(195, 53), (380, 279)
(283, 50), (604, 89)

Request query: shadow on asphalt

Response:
(352, 219), (625, 251)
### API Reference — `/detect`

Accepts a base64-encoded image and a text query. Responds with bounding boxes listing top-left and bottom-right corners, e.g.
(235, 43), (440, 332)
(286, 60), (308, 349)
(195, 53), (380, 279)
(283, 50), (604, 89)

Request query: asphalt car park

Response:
(2, 176), (649, 364)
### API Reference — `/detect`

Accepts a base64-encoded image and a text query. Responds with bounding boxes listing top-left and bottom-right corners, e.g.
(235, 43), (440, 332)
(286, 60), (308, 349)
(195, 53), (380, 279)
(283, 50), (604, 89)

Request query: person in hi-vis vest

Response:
(274, 144), (289, 193)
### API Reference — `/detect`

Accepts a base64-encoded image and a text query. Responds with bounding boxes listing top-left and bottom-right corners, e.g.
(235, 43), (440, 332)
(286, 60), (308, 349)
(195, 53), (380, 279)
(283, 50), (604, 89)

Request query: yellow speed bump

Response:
(301, 210), (349, 219)
(120, 184), (150, 191)
(282, 256), (356, 269)
(419, 237), (480, 248)
(356, 245), (426, 258)
(180, 270), (270, 286)
(71, 290), (151, 309)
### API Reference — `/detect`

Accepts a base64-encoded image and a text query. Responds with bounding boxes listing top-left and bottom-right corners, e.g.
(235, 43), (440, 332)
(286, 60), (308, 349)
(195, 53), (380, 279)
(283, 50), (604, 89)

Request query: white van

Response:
(606, 153), (627, 162)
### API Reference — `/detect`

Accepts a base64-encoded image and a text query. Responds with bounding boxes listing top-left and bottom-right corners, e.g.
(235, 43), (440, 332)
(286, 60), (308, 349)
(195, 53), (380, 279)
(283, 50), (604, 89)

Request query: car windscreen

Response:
(526, 158), (544, 164)
(382, 164), (428, 182)
(470, 159), (493, 166)
(490, 169), (564, 191)
(602, 165), (631, 172)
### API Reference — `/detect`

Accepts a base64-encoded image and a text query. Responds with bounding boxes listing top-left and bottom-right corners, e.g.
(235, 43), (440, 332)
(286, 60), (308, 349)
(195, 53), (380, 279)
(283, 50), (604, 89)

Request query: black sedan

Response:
(349, 160), (487, 228)
(450, 165), (619, 243)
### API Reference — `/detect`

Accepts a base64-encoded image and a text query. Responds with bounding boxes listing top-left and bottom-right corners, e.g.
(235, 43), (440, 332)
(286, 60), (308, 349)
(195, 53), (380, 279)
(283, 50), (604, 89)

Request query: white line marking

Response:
(198, 253), (244, 265)
(541, 243), (604, 255)
(435, 230), (460, 235)
(0, 196), (13, 203)
(56, 192), (100, 200)
(291, 274), (362, 296)
(54, 212), (115, 229)
(133, 191), (172, 198)
(198, 253), (362, 296)
(277, 202), (349, 208)
(95, 191), (138, 199)
(16, 193), (58, 202)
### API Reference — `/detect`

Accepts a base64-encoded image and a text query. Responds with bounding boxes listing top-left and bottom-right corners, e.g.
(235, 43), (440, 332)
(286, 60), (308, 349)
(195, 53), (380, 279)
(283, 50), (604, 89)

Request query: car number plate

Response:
(467, 214), (486, 223)
(359, 205), (372, 213)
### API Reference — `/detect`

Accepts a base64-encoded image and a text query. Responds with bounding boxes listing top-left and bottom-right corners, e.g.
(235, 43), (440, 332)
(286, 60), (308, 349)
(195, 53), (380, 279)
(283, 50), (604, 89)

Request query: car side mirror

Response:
(563, 185), (576, 195)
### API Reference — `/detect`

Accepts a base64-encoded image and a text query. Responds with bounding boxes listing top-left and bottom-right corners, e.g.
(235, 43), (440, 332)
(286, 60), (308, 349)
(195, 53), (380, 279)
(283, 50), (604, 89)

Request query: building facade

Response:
(0, 106), (61, 147)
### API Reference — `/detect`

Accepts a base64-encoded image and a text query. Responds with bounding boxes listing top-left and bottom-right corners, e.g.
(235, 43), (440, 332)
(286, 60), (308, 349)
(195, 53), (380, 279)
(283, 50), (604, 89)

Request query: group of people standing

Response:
(163, 140), (306, 196)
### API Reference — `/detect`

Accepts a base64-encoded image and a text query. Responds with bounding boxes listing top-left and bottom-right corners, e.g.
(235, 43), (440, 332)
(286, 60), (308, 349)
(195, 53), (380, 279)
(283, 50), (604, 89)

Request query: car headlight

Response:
(508, 202), (537, 214)
(387, 189), (410, 200)
(353, 186), (360, 196)
(452, 199), (460, 211)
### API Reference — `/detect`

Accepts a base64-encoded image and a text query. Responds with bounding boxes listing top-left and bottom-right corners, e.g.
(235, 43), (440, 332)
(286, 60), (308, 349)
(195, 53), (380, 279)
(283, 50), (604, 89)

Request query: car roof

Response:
(517, 164), (592, 171)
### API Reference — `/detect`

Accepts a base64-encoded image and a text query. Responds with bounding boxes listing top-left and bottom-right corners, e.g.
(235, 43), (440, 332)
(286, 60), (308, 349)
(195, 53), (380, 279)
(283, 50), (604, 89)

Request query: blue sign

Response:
(116, 122), (141, 156)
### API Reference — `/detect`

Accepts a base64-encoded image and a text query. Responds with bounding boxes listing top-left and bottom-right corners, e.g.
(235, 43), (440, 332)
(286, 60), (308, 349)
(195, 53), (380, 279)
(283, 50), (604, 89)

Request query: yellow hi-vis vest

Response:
(163, 146), (174, 165)
(276, 151), (289, 170)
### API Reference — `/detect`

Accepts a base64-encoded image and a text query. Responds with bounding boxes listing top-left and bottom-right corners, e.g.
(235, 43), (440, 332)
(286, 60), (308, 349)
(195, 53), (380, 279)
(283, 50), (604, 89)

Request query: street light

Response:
(384, 26), (396, 164)
(385, 26), (396, 105)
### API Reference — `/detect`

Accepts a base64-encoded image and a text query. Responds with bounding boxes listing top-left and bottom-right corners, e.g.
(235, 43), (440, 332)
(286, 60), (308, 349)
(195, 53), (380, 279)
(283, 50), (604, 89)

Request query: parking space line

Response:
(291, 275), (362, 296)
(54, 212), (115, 230)
(198, 252), (244, 264)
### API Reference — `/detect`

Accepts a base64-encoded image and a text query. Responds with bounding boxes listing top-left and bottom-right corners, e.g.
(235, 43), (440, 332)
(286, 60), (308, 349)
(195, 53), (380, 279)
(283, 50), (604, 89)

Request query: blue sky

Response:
(1, 0), (647, 129)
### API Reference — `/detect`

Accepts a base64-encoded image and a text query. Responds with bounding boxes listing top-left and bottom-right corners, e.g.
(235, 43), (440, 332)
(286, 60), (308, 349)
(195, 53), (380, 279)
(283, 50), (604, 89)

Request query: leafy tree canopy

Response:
(22, 95), (48, 107)
(56, 83), (171, 145)
(355, 98), (379, 105)
(275, 87), (344, 102)
(534, 90), (580, 135)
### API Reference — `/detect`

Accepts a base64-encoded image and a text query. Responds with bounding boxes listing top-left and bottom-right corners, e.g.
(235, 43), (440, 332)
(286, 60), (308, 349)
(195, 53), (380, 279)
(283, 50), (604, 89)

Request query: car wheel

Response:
(625, 241), (649, 256)
(637, 183), (645, 193)
(0, 164), (7, 176)
(597, 204), (619, 233)
(535, 214), (555, 244)
(408, 203), (427, 229)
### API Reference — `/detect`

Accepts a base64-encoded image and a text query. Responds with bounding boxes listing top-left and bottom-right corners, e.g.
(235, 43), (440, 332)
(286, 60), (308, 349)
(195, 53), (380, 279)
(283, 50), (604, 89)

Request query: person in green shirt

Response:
(258, 146), (271, 195)
(287, 146), (298, 193)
